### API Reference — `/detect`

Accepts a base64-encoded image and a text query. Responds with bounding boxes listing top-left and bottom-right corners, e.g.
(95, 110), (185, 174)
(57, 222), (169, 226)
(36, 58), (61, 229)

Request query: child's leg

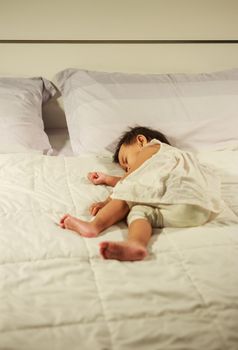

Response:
(100, 218), (152, 261)
(60, 199), (130, 237)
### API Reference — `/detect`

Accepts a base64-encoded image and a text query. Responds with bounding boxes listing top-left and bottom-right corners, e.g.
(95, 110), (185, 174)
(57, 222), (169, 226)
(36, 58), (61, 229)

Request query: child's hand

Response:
(89, 201), (107, 216)
(87, 171), (108, 185)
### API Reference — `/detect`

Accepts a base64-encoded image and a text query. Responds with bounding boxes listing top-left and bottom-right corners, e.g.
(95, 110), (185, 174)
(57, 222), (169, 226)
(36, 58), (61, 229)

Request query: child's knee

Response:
(127, 205), (163, 227)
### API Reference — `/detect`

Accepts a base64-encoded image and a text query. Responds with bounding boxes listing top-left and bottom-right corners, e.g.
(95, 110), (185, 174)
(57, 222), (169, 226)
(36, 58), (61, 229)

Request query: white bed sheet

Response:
(0, 149), (238, 350)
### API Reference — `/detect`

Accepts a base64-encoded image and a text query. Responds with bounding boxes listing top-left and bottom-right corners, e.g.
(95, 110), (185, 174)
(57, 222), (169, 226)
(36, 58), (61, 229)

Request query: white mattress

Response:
(0, 146), (238, 350)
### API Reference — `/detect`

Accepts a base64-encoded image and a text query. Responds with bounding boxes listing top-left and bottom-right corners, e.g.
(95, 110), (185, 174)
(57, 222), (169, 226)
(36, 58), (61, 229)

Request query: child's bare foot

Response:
(60, 214), (99, 237)
(99, 241), (147, 261)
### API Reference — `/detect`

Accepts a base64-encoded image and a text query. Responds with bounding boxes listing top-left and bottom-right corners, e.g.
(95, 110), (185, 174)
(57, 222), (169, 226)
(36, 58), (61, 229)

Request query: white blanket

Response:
(0, 150), (238, 350)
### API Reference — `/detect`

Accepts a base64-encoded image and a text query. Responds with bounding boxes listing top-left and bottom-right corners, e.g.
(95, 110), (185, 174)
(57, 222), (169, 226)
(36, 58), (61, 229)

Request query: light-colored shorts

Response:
(126, 203), (211, 228)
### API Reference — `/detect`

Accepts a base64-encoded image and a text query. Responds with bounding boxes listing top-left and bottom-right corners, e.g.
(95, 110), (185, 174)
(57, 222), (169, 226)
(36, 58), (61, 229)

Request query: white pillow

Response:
(55, 68), (238, 155)
(0, 77), (56, 154)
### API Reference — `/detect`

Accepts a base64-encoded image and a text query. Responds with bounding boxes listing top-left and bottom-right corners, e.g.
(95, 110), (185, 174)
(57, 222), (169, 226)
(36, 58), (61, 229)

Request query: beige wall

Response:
(0, 0), (238, 77)
(0, 0), (238, 40)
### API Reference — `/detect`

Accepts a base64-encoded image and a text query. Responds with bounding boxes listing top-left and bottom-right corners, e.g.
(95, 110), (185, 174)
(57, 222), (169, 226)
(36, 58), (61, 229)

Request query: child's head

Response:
(113, 126), (170, 172)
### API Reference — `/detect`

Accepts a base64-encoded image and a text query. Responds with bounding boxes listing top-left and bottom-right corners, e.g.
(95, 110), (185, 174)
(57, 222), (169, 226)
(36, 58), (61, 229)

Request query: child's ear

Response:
(137, 135), (148, 147)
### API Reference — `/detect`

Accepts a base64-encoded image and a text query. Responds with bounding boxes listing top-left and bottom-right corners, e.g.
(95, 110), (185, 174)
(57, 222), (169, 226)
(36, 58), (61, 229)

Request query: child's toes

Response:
(99, 242), (109, 258)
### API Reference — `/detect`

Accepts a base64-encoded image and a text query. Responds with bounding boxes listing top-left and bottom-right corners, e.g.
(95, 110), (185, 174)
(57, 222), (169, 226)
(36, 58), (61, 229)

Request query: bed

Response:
(0, 64), (238, 350)
(0, 144), (237, 349)
(0, 65), (238, 350)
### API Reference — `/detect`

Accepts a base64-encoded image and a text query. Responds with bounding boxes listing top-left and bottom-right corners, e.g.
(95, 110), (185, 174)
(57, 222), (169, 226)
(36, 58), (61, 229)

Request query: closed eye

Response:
(125, 159), (129, 172)
(122, 156), (128, 171)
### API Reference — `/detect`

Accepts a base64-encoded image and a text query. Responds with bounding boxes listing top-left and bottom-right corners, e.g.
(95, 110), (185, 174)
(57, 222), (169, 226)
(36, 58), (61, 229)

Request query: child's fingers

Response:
(88, 172), (99, 180)
(92, 208), (97, 216)
(93, 178), (102, 185)
(92, 205), (101, 215)
(90, 204), (102, 216)
(89, 201), (105, 215)
(60, 214), (70, 224)
(89, 203), (97, 214)
(90, 207), (95, 215)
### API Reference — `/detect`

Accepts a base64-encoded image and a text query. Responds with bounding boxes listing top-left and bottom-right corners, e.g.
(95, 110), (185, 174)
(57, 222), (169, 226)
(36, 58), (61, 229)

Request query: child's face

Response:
(118, 135), (148, 172)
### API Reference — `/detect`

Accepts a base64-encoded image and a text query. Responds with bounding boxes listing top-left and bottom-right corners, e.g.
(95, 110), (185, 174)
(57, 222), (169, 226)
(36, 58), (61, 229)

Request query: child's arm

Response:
(88, 171), (122, 187)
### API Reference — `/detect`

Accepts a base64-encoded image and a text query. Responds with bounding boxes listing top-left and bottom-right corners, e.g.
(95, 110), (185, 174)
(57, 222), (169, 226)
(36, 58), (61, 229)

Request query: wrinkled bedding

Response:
(0, 150), (238, 350)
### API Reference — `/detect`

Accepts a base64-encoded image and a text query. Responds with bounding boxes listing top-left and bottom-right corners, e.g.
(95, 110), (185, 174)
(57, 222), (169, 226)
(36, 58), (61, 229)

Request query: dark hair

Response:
(113, 126), (170, 163)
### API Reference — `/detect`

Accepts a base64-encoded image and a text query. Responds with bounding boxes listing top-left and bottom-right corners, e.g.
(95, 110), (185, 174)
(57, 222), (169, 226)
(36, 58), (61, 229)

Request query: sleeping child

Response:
(60, 126), (222, 261)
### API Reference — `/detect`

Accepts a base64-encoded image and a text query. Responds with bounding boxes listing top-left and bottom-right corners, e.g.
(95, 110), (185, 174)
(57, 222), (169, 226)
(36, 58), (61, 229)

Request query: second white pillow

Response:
(55, 68), (238, 155)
